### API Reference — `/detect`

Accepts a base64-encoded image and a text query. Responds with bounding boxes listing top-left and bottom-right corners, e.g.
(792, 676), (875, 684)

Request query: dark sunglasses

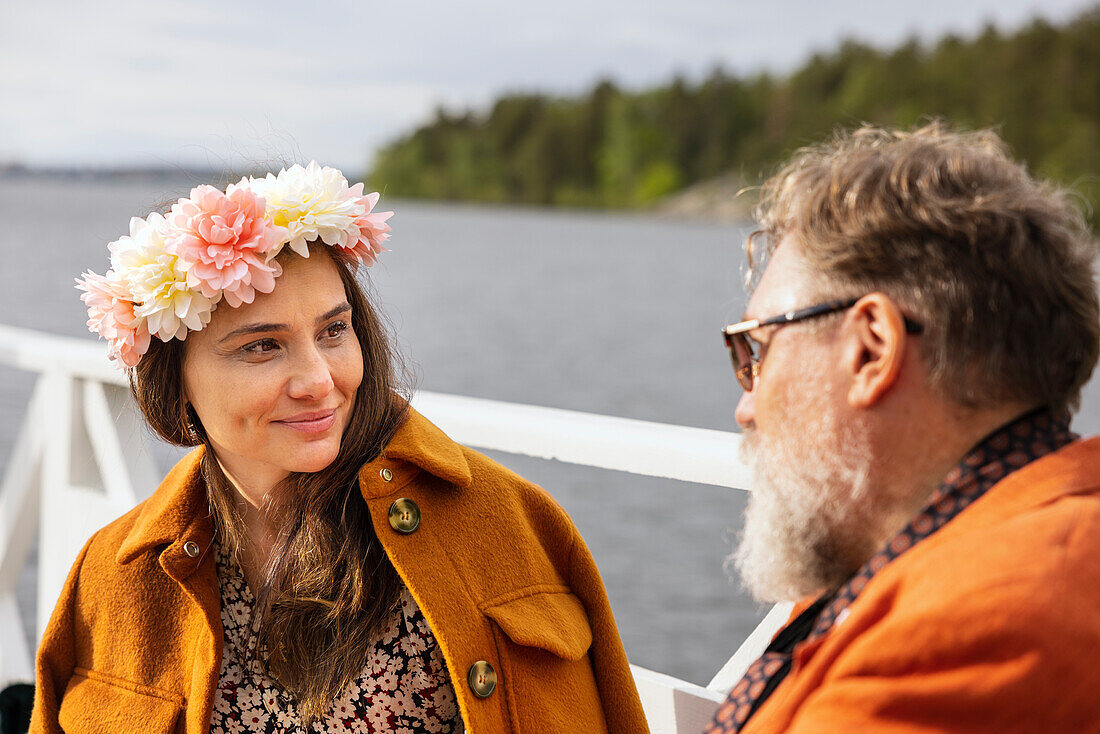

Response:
(722, 297), (924, 391)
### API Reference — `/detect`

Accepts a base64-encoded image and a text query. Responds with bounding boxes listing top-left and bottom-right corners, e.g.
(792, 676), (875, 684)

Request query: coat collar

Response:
(116, 406), (471, 563)
(116, 447), (210, 565)
(357, 407), (472, 498)
(934, 433), (1100, 537)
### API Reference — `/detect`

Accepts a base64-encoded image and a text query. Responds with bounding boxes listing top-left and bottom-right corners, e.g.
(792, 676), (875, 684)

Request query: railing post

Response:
(0, 377), (49, 686)
(36, 372), (75, 643)
(35, 374), (149, 642)
(632, 665), (724, 733)
(706, 602), (794, 694)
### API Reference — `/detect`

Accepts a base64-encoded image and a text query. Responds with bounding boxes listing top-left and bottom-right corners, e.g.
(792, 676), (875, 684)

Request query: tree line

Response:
(368, 7), (1100, 221)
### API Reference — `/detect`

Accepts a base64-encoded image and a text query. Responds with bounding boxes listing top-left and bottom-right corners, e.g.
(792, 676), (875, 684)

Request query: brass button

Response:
(388, 498), (420, 534)
(467, 660), (497, 698)
(380, 467), (393, 482)
(183, 541), (201, 558)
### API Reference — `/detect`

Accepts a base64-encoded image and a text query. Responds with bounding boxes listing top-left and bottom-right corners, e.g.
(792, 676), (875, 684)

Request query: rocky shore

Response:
(653, 173), (755, 223)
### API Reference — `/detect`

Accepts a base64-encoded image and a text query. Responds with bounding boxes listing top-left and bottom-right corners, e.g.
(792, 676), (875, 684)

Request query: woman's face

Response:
(182, 252), (364, 499)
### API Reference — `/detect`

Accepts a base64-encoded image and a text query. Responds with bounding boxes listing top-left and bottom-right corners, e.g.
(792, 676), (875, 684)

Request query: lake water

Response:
(3, 175), (1099, 686)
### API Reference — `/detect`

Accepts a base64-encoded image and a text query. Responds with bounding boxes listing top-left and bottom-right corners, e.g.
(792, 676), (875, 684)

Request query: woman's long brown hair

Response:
(130, 244), (410, 724)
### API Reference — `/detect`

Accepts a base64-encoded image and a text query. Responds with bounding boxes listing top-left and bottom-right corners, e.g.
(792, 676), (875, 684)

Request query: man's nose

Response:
(734, 388), (755, 429)
(288, 345), (335, 400)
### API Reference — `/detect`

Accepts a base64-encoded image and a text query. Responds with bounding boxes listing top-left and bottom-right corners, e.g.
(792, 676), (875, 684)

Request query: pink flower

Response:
(166, 184), (287, 308)
(343, 186), (392, 266)
(75, 270), (151, 368)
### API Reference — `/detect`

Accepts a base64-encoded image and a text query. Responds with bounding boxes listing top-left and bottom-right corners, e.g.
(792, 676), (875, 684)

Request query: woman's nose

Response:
(287, 345), (335, 400)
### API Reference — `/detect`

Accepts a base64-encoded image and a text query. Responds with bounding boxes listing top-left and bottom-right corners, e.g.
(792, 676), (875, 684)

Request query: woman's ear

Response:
(844, 293), (909, 409)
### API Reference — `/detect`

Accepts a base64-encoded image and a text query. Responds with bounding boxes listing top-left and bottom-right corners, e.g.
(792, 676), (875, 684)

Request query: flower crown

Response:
(76, 162), (392, 368)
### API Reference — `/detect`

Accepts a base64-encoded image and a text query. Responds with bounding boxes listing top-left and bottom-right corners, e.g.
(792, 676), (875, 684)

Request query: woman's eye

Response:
(242, 338), (279, 355)
(323, 321), (349, 340)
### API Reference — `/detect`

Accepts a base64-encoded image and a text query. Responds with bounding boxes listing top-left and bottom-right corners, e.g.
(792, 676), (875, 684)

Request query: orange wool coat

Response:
(740, 436), (1100, 734)
(30, 408), (648, 733)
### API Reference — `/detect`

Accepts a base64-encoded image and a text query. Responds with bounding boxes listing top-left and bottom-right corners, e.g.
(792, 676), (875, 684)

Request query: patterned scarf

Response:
(705, 409), (1075, 733)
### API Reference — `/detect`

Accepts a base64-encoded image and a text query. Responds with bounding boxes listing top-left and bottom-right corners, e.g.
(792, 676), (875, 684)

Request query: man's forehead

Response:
(744, 238), (817, 317)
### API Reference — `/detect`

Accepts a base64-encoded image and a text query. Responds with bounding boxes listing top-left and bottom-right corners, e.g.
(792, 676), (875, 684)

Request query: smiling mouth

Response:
(275, 409), (338, 434)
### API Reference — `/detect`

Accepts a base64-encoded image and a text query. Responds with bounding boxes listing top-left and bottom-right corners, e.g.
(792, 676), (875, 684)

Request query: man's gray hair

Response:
(748, 121), (1099, 414)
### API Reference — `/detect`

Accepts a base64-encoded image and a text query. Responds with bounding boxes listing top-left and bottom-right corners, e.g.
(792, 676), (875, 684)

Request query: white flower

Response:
(109, 213), (218, 341)
(244, 160), (371, 258)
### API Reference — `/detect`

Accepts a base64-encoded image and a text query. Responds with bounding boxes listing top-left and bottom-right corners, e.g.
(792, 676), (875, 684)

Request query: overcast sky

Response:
(1, 0), (1093, 172)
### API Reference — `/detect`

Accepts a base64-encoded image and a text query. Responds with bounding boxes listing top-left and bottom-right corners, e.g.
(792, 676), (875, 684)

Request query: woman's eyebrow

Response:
(218, 303), (352, 343)
(317, 302), (352, 323)
(219, 322), (287, 343)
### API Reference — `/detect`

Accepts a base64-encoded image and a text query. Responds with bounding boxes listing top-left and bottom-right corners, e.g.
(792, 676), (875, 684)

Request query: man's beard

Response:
(731, 400), (885, 603)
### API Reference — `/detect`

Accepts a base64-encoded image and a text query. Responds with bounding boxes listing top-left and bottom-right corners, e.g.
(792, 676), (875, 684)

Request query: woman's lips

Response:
(275, 409), (337, 434)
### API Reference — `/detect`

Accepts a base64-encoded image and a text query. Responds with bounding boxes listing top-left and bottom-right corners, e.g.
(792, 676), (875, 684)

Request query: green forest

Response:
(368, 8), (1100, 220)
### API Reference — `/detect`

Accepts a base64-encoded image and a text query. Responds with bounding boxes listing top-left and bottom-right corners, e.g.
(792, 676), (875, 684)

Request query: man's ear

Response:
(843, 293), (909, 408)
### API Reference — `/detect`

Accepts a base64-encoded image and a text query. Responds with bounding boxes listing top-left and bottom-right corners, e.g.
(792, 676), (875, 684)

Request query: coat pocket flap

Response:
(482, 590), (593, 661)
(59, 669), (182, 733)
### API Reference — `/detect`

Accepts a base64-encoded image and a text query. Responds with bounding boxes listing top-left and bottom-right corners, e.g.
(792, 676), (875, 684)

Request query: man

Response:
(708, 123), (1100, 733)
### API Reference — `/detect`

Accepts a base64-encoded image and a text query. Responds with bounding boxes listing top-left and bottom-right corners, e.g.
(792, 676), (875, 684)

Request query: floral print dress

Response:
(209, 540), (463, 734)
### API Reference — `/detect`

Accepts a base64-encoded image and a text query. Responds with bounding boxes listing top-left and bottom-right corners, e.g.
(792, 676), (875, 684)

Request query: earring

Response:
(184, 404), (202, 443)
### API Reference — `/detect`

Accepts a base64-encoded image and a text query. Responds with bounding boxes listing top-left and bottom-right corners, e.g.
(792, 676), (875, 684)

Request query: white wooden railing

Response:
(0, 323), (791, 733)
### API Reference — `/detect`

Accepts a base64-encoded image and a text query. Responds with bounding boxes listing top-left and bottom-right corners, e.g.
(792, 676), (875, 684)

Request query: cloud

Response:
(0, 0), (1093, 169)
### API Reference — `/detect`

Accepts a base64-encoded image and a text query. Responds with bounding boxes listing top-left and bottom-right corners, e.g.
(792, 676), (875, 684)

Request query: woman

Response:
(31, 163), (648, 733)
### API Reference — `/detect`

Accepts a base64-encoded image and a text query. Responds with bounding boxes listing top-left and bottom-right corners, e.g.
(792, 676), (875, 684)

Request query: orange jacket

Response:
(31, 408), (648, 733)
(742, 437), (1100, 734)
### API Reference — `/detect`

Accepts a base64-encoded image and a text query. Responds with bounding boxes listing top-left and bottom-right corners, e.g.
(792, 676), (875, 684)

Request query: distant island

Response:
(368, 7), (1100, 224)
(0, 164), (256, 185)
